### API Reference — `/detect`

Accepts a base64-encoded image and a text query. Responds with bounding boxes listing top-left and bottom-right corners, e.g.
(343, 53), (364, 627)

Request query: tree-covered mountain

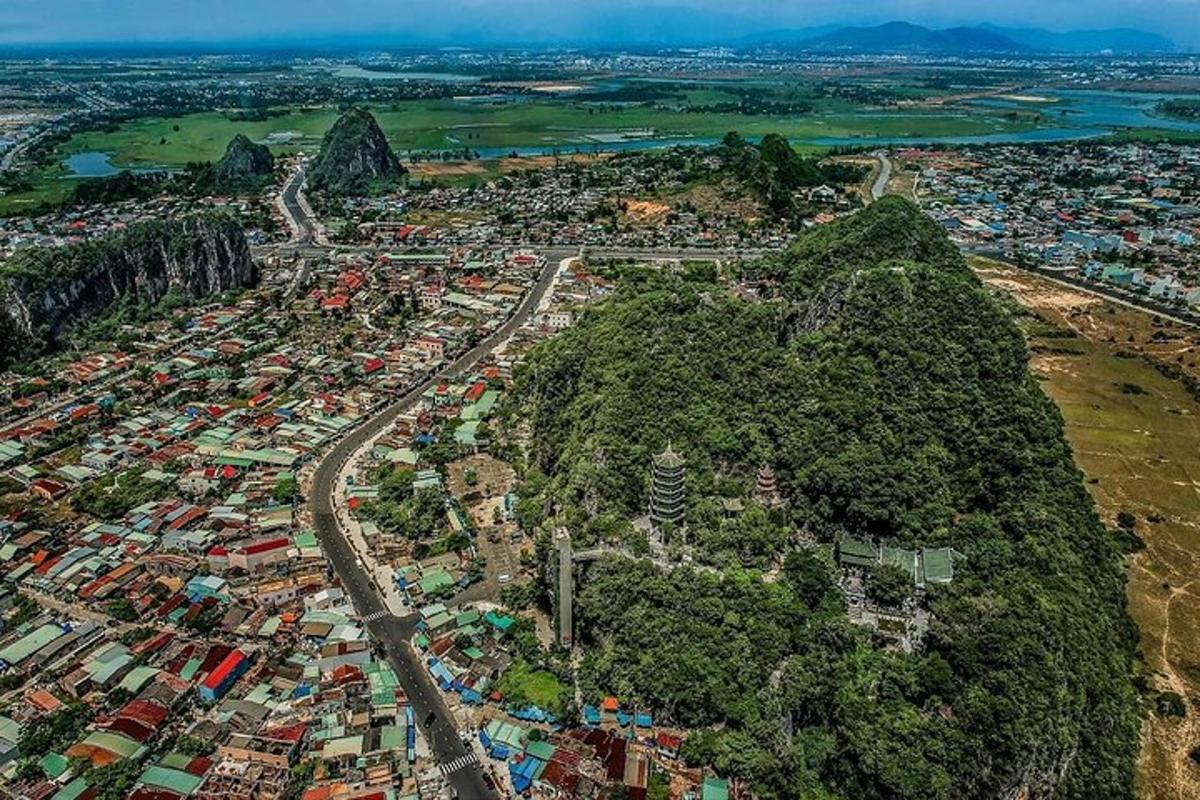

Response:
(982, 24), (1175, 53)
(212, 133), (275, 191)
(309, 106), (406, 196)
(507, 197), (1139, 799)
(718, 132), (866, 222)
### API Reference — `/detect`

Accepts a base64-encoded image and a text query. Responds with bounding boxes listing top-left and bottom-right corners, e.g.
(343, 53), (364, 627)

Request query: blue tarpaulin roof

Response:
(510, 756), (543, 793)
(510, 705), (555, 723)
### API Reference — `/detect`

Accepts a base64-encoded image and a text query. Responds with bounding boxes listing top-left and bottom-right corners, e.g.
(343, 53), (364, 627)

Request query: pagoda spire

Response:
(649, 442), (686, 531)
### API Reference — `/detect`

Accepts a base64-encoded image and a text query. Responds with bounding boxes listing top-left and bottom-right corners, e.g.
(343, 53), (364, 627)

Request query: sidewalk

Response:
(332, 417), (410, 617)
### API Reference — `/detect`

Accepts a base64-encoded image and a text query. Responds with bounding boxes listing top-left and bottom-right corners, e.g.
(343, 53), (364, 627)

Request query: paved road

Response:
(871, 150), (892, 201)
(0, 125), (55, 173)
(279, 165), (315, 245)
(259, 241), (763, 262)
(308, 251), (564, 800)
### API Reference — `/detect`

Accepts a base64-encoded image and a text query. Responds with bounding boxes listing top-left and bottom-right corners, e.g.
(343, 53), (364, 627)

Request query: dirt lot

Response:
(446, 454), (532, 600)
(977, 259), (1200, 800)
(408, 152), (611, 183)
(623, 198), (672, 224)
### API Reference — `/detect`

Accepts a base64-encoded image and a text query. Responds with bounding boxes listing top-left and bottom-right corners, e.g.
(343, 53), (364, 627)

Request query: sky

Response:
(1, 0), (1198, 48)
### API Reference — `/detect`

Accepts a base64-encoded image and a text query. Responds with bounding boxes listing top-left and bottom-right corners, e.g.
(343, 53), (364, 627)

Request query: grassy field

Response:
(55, 101), (1042, 159)
(975, 259), (1200, 800)
(0, 96), (1043, 212)
(494, 658), (570, 714)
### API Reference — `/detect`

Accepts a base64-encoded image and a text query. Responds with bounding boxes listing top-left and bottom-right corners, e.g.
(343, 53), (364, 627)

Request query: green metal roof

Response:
(139, 765), (203, 796)
(0, 623), (64, 665)
(880, 547), (919, 583)
(380, 725), (405, 751)
(50, 777), (91, 800)
(702, 777), (730, 800)
(79, 730), (142, 759)
(40, 752), (69, 779)
(159, 752), (194, 770)
(322, 735), (365, 759)
(837, 536), (878, 567)
(525, 739), (555, 761)
(117, 666), (160, 694)
(418, 570), (455, 595)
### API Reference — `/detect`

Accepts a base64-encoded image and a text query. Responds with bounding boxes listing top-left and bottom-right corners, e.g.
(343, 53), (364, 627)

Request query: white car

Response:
(498, 573), (512, 585)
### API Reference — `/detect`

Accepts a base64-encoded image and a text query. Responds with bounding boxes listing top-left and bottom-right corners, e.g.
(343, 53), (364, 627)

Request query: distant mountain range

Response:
(747, 21), (1175, 55)
(979, 24), (1175, 53)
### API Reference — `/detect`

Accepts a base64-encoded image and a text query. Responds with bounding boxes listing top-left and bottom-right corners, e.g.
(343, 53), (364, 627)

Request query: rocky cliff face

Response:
(0, 214), (257, 366)
(309, 106), (406, 195)
(214, 133), (275, 190)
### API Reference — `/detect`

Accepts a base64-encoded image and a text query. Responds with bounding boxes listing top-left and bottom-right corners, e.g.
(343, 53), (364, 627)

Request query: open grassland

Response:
(58, 101), (1041, 159)
(975, 259), (1200, 800)
(0, 97), (1038, 212)
(39, 97), (1037, 163)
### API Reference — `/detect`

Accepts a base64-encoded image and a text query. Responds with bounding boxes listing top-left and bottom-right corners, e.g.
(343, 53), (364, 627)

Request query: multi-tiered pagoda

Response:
(756, 464), (783, 507)
(649, 444), (686, 529)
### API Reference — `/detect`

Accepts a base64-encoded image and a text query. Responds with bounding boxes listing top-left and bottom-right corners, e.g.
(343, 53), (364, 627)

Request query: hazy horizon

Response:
(2, 1), (1199, 50)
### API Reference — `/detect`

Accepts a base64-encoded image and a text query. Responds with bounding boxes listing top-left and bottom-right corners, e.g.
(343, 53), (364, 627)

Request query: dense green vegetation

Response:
(63, 137), (274, 208)
(69, 170), (169, 205)
(495, 658), (572, 715)
(359, 464), (445, 539)
(72, 467), (172, 520)
(719, 132), (867, 221)
(208, 133), (276, 192)
(508, 197), (1139, 799)
(18, 704), (90, 756)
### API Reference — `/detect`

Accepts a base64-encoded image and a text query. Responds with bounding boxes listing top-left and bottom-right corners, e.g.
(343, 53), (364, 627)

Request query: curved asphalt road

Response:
(280, 165), (316, 245)
(308, 251), (565, 800)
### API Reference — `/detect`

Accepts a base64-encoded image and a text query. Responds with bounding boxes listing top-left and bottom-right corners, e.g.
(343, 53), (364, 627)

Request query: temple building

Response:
(649, 444), (686, 529)
(756, 464), (783, 507)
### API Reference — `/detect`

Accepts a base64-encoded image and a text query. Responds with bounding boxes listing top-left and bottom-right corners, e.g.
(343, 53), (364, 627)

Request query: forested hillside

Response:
(507, 197), (1140, 799)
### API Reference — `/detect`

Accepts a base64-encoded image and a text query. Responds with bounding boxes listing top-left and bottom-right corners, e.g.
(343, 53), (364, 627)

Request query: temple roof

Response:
(652, 443), (685, 469)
